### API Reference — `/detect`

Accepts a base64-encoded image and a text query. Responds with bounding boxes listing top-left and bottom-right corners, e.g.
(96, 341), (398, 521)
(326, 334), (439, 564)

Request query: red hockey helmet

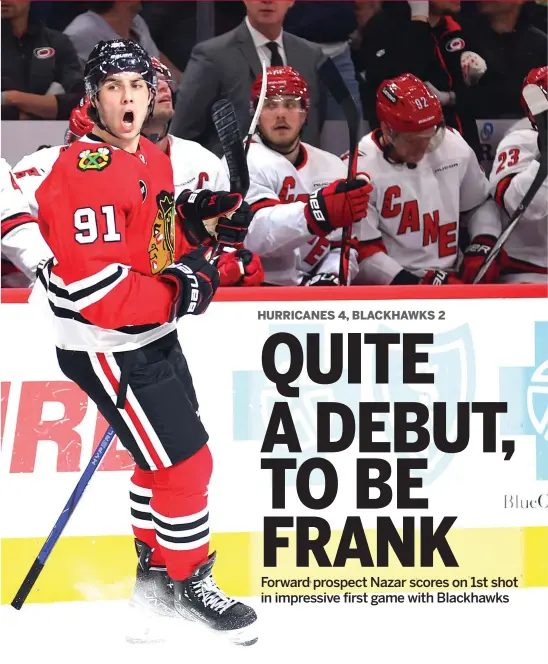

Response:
(251, 66), (310, 112)
(376, 73), (443, 134)
(521, 66), (548, 126)
(65, 96), (94, 144)
(151, 56), (176, 91)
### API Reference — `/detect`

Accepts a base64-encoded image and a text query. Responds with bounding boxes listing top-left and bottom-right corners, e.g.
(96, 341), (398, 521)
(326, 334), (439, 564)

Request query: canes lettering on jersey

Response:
(279, 176), (309, 203)
(379, 186), (456, 259)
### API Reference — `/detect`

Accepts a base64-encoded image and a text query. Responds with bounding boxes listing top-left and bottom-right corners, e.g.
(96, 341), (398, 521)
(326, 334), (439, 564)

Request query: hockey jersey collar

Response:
(82, 132), (146, 158)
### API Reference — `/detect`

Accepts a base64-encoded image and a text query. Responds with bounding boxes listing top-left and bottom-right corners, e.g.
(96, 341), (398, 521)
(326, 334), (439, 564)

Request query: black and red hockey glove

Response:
(176, 189), (243, 238)
(215, 202), (253, 249)
(217, 249), (264, 287)
(459, 235), (503, 283)
(305, 178), (372, 237)
(161, 246), (220, 319)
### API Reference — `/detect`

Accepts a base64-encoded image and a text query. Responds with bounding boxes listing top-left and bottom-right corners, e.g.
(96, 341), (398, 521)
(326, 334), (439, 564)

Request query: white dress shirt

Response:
(245, 16), (287, 67)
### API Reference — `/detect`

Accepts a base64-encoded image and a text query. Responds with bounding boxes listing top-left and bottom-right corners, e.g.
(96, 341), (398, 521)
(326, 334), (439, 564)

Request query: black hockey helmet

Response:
(84, 39), (157, 123)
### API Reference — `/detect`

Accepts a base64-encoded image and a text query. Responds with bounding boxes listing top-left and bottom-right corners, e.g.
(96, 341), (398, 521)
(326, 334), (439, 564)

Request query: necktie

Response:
(265, 41), (283, 67)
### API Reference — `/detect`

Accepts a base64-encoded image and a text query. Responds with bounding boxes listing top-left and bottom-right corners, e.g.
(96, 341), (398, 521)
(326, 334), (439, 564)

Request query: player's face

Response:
(431, 1), (461, 14)
(1, 0), (30, 18)
(95, 72), (151, 141)
(382, 123), (438, 164)
(259, 95), (306, 149)
(152, 76), (174, 123)
(244, 1), (295, 27)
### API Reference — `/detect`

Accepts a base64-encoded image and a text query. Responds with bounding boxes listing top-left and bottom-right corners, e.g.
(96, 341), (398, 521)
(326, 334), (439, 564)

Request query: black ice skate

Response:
(126, 539), (177, 644)
(173, 552), (258, 646)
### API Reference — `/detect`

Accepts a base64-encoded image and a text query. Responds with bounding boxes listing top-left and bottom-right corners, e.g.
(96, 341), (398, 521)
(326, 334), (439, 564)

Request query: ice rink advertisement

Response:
(1, 285), (547, 663)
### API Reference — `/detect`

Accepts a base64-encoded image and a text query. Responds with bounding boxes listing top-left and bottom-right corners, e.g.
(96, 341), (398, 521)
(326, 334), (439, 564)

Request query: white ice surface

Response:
(1, 589), (547, 664)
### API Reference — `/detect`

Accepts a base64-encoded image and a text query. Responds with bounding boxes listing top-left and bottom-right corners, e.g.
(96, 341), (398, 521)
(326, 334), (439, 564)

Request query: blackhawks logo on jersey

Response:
(77, 147), (112, 171)
(148, 191), (175, 274)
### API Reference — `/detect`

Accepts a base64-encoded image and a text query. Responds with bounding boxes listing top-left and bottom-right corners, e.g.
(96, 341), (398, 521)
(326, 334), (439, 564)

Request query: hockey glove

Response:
(176, 189), (243, 239)
(305, 273), (340, 286)
(305, 178), (372, 237)
(461, 51), (487, 87)
(161, 246), (220, 319)
(215, 201), (253, 249)
(459, 235), (503, 283)
(392, 269), (463, 285)
(421, 270), (463, 286)
(217, 249), (264, 287)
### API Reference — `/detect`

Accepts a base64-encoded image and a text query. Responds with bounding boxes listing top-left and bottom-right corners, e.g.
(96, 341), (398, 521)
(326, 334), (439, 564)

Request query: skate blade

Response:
(176, 607), (259, 647)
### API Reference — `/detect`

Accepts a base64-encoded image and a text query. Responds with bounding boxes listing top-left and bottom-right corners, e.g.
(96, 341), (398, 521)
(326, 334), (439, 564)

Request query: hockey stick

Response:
(244, 58), (268, 159)
(11, 426), (117, 609)
(201, 61), (268, 266)
(210, 58), (267, 199)
(318, 57), (361, 286)
(473, 84), (548, 284)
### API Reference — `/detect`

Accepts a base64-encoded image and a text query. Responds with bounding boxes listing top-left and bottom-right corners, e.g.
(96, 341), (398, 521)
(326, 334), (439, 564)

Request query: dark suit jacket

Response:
(169, 21), (326, 156)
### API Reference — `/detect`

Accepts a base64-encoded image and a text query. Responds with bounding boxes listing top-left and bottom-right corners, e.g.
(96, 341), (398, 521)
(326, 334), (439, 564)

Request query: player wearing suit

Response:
(34, 39), (257, 646)
(347, 73), (502, 286)
(242, 66), (372, 286)
(488, 67), (548, 284)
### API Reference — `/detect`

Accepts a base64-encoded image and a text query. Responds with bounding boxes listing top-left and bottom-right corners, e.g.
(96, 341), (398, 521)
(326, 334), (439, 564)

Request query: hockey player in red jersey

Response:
(347, 73), (502, 285)
(242, 66), (372, 286)
(488, 66), (548, 283)
(35, 39), (258, 646)
(142, 58), (264, 287)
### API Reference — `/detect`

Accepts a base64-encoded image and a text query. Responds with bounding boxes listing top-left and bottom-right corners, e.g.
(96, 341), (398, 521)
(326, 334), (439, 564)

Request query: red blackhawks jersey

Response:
(35, 135), (182, 352)
(349, 128), (501, 284)
(1, 157), (52, 287)
(242, 138), (359, 285)
(489, 118), (547, 283)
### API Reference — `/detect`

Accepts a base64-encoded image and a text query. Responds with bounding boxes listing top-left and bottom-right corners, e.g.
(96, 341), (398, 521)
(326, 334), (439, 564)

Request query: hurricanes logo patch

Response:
(446, 37), (465, 52)
(33, 47), (55, 59)
(148, 191), (175, 274)
(77, 147), (112, 171)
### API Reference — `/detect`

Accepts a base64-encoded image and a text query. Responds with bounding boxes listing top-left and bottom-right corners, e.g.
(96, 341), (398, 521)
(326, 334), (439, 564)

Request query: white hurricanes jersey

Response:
(1, 157), (53, 286)
(489, 118), (547, 283)
(167, 134), (229, 198)
(12, 145), (66, 216)
(350, 128), (501, 284)
(243, 138), (358, 286)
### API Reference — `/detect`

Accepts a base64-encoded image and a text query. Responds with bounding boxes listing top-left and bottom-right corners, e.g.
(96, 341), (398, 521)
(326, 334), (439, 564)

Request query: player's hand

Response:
(176, 189), (243, 238)
(460, 51), (487, 87)
(305, 178), (372, 237)
(421, 270), (464, 285)
(217, 249), (264, 287)
(459, 235), (503, 283)
(304, 273), (340, 286)
(161, 246), (220, 319)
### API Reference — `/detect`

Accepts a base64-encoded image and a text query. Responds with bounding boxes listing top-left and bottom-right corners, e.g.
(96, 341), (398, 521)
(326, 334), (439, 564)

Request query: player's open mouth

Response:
(122, 111), (134, 128)
(275, 124), (290, 130)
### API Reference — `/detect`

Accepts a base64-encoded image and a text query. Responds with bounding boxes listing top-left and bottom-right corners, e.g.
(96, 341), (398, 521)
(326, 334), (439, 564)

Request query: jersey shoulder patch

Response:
(76, 146), (113, 172)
